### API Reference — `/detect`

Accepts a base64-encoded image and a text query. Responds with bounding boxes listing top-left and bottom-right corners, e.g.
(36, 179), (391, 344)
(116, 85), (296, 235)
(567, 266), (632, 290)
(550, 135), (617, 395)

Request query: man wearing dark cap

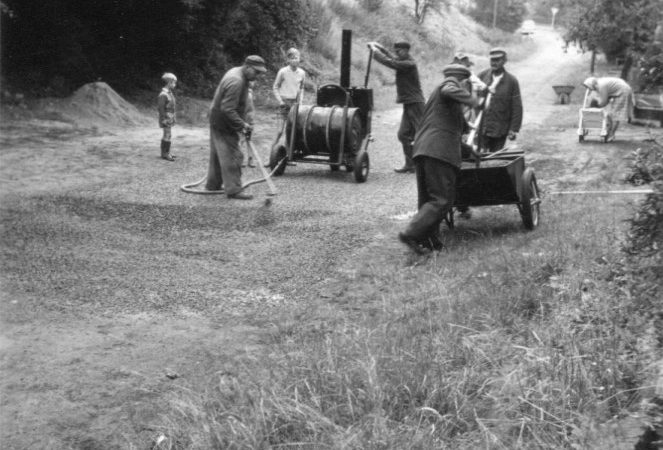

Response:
(477, 48), (522, 152)
(206, 55), (267, 200)
(398, 64), (482, 254)
(368, 40), (425, 173)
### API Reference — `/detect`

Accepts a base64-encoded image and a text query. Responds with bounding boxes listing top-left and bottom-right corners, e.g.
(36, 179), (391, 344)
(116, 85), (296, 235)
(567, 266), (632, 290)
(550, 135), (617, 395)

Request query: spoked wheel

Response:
(269, 145), (288, 176)
(519, 168), (541, 230)
(353, 149), (369, 183)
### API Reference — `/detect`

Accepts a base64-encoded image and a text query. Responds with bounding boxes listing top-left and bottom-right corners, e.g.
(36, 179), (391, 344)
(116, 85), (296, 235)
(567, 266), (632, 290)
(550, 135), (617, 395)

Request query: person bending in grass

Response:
(582, 76), (633, 142)
(158, 72), (177, 162)
(398, 64), (482, 254)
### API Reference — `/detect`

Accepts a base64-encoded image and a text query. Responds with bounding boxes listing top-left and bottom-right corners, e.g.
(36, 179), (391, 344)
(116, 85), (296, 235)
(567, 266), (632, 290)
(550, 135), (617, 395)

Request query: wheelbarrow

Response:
(552, 84), (575, 104)
(577, 88), (609, 143)
(448, 102), (541, 230)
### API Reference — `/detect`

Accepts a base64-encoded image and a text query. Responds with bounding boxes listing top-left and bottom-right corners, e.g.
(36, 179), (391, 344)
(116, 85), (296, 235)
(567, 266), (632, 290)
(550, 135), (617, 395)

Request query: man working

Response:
(206, 55), (267, 200)
(477, 48), (523, 153)
(398, 64), (482, 254)
(582, 76), (633, 142)
(368, 40), (425, 173)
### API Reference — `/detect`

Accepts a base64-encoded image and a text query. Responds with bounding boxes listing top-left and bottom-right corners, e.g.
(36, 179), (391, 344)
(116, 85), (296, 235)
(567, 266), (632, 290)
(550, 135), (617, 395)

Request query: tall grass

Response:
(157, 185), (658, 448)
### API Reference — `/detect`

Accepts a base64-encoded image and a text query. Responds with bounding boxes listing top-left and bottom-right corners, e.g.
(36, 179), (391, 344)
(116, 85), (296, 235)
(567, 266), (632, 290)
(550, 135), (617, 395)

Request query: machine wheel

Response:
(269, 145), (288, 176)
(353, 150), (369, 183)
(520, 168), (541, 230)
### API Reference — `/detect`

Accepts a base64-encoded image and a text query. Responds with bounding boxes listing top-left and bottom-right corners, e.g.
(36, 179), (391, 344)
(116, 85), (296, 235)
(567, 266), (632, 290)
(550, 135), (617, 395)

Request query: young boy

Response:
(273, 48), (306, 126)
(158, 72), (177, 161)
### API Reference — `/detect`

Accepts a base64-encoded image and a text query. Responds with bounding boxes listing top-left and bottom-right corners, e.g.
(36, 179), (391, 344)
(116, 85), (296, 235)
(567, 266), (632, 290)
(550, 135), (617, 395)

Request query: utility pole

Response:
(492, 0), (499, 28)
(551, 7), (559, 29)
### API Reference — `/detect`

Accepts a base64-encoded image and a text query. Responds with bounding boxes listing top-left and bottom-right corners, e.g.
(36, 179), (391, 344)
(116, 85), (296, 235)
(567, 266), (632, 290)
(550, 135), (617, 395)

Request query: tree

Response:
(563, 0), (662, 77)
(412, 0), (448, 24)
(469, 0), (527, 33)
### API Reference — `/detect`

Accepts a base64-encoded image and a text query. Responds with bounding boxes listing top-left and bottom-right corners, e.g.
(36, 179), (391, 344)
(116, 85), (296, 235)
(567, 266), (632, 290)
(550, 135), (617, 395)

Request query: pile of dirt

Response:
(63, 82), (151, 127)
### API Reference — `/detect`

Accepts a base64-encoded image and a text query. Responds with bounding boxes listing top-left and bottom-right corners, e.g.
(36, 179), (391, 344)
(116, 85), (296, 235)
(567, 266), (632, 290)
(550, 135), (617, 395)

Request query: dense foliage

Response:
(469, 0), (527, 33)
(0, 0), (317, 97)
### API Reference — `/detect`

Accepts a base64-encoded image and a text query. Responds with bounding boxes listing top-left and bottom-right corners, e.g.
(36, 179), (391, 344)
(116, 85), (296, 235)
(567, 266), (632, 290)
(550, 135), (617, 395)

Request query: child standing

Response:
(158, 72), (177, 161)
(273, 48), (306, 127)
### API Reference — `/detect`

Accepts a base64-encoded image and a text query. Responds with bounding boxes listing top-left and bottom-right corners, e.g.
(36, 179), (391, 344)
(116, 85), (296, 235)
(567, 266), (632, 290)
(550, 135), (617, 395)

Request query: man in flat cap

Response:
(368, 40), (425, 173)
(398, 64), (482, 254)
(206, 55), (267, 200)
(477, 48), (523, 152)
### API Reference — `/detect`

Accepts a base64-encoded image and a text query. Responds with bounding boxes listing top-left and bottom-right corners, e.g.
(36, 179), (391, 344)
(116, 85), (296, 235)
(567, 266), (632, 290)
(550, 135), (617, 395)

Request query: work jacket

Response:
(477, 68), (523, 137)
(209, 66), (249, 134)
(373, 51), (425, 105)
(413, 77), (478, 169)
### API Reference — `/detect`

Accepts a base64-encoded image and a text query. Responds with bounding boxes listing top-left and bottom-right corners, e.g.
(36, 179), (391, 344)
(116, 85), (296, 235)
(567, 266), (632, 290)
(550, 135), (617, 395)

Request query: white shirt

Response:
(273, 66), (306, 103)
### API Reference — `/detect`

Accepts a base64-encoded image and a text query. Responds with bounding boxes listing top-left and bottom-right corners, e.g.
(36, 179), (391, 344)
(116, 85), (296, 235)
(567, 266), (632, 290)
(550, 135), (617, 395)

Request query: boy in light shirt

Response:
(273, 48), (306, 126)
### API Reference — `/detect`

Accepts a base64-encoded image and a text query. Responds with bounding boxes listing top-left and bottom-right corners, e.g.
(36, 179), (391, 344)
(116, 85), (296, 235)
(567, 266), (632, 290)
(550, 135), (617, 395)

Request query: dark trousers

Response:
(397, 102), (425, 167)
(479, 134), (507, 153)
(404, 156), (457, 241)
(206, 127), (243, 196)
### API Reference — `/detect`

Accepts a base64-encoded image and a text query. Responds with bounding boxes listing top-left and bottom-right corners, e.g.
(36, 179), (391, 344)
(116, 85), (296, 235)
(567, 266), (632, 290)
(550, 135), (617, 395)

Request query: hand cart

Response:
(578, 88), (609, 143)
(449, 107), (541, 230)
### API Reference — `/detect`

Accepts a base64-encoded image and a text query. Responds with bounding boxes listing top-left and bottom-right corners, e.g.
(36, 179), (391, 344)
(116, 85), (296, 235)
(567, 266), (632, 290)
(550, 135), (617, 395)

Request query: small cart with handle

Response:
(577, 87), (609, 143)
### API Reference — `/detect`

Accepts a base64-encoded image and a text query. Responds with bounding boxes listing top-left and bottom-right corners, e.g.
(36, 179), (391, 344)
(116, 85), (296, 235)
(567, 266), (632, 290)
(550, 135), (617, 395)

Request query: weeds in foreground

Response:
(159, 186), (660, 448)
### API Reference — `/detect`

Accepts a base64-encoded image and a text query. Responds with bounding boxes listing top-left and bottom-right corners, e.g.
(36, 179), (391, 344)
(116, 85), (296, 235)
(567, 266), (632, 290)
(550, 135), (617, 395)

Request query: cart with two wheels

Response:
(448, 150), (541, 230)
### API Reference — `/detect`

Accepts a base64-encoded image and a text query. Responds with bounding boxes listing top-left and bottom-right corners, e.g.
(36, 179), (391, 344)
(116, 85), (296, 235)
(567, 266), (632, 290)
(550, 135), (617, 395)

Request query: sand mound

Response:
(64, 82), (151, 127)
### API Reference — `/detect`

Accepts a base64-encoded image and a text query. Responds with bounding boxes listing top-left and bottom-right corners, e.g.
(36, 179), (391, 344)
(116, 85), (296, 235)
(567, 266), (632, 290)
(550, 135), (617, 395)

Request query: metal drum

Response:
(286, 105), (363, 157)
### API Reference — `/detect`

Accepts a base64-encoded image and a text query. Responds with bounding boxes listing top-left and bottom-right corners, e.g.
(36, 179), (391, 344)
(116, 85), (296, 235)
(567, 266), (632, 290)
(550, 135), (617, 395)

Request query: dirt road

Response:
(1, 24), (660, 448)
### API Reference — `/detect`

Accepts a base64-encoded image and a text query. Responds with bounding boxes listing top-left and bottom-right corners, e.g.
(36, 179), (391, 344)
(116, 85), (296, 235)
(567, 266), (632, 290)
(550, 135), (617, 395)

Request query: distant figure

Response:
(477, 48), (523, 152)
(582, 76), (634, 142)
(158, 72), (177, 161)
(398, 64), (481, 254)
(206, 55), (267, 200)
(369, 40), (425, 173)
(273, 48), (306, 126)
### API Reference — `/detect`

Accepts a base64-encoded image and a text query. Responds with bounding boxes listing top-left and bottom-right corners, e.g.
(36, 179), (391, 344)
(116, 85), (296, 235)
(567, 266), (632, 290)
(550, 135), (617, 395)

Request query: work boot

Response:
(228, 192), (254, 200)
(398, 232), (428, 255)
(161, 140), (175, 161)
(394, 165), (415, 173)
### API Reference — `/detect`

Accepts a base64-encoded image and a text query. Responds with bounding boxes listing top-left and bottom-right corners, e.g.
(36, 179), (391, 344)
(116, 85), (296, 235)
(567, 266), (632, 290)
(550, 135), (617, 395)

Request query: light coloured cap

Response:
(453, 52), (473, 66)
(489, 47), (507, 59)
(245, 55), (267, 73)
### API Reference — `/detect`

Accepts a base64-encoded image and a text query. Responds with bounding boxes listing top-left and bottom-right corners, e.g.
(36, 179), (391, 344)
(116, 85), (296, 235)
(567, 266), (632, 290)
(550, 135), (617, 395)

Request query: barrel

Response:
(286, 105), (363, 157)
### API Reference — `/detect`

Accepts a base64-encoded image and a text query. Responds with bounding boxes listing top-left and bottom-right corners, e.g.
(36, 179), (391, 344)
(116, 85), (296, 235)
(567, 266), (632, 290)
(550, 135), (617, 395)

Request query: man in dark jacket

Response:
(369, 40), (425, 173)
(206, 55), (266, 200)
(477, 48), (523, 152)
(398, 64), (482, 254)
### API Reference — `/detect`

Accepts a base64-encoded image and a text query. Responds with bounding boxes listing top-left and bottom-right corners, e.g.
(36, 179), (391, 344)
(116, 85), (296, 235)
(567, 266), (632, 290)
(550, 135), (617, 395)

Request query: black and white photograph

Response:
(1, 0), (662, 448)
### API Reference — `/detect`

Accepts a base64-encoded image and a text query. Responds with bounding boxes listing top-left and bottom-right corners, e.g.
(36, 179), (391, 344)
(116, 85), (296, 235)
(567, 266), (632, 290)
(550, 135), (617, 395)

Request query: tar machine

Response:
(268, 29), (375, 183)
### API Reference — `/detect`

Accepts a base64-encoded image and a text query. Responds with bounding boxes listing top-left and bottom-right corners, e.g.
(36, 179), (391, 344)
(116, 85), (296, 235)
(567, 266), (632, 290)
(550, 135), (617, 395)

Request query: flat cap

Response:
(453, 52), (473, 66)
(245, 55), (267, 72)
(489, 47), (507, 59)
(443, 63), (471, 78)
(394, 41), (411, 50)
